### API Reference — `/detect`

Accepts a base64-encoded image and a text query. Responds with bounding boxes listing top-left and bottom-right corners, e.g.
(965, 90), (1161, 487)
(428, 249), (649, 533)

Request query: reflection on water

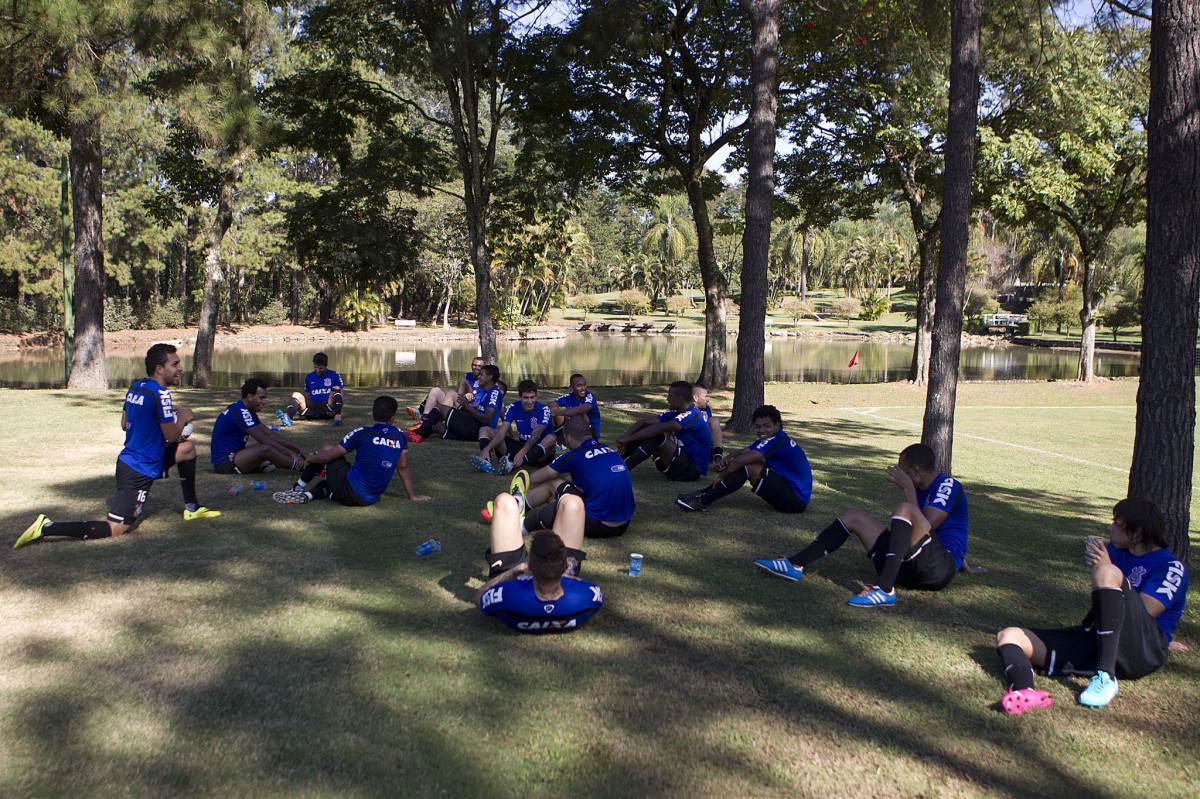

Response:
(0, 333), (1143, 389)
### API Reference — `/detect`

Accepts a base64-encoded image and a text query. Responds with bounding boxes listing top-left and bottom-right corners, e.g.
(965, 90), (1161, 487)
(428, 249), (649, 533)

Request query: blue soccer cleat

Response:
(275, 409), (292, 427)
(847, 585), (897, 607)
(754, 558), (804, 582)
(470, 454), (496, 474)
(1079, 671), (1118, 708)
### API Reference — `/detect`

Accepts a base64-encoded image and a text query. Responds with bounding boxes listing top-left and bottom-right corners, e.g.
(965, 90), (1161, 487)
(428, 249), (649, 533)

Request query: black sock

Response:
(415, 408), (442, 438)
(43, 520), (112, 540)
(286, 398), (301, 418)
(331, 394), (344, 414)
(876, 517), (912, 593)
(527, 444), (547, 464)
(1091, 587), (1126, 676)
(997, 643), (1037, 690)
(624, 443), (653, 469)
(478, 438), (490, 452)
(788, 518), (850, 568)
(299, 462), (323, 483)
(178, 458), (199, 508)
(565, 547), (587, 577)
(526, 503), (558, 532)
(704, 468), (747, 503)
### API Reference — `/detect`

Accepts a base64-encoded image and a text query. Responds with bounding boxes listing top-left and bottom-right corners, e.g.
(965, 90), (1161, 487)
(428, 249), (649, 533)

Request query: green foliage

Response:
(831, 296), (863, 325)
(1102, 296), (1141, 340)
(665, 295), (691, 317)
(0, 299), (36, 334)
(615, 289), (650, 320)
(104, 298), (136, 332)
(964, 290), (1001, 319)
(252, 300), (288, 327)
(571, 293), (598, 319)
(336, 291), (387, 331)
(778, 296), (813, 325)
(142, 298), (185, 330)
(860, 292), (889, 321)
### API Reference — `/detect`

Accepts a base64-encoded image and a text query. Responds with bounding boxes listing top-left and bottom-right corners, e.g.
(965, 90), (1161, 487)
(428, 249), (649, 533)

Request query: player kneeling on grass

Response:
(994, 498), (1188, 713)
(677, 405), (811, 514)
(754, 442), (968, 607)
(477, 379), (558, 474)
(274, 396), (431, 506)
(212, 378), (309, 475)
(16, 343), (219, 548)
(285, 352), (345, 425)
(615, 380), (711, 483)
(477, 494), (603, 633)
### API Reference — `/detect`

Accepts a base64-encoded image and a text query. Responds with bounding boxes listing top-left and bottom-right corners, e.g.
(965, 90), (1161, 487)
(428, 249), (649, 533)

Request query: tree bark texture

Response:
(908, 235), (937, 385)
(67, 114), (108, 389)
(1129, 0), (1200, 562)
(921, 0), (982, 474)
(730, 0), (781, 431)
(687, 178), (728, 389)
(192, 177), (237, 388)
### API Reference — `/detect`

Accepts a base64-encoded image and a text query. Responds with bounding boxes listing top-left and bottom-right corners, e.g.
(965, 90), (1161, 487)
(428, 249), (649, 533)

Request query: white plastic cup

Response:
(629, 553), (644, 577)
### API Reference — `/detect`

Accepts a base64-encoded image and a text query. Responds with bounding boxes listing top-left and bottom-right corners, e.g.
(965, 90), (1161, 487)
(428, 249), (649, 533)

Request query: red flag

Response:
(847, 350), (860, 369)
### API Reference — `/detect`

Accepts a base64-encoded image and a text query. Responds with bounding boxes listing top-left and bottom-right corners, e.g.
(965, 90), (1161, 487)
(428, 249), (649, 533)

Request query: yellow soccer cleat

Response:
(14, 514), (49, 549)
(183, 507), (222, 520)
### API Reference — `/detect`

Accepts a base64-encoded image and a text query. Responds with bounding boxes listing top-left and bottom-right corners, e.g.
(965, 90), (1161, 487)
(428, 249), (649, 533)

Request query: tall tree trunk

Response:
(730, 0), (781, 432)
(466, 207), (498, 362)
(192, 177), (236, 388)
(67, 114), (108, 389)
(687, 177), (728, 388)
(799, 231), (810, 302)
(1077, 259), (1100, 382)
(1129, 0), (1200, 562)
(921, 0), (982, 474)
(908, 235), (937, 384)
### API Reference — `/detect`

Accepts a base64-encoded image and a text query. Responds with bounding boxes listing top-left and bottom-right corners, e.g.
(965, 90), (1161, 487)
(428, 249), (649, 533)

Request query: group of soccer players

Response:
(14, 344), (1188, 714)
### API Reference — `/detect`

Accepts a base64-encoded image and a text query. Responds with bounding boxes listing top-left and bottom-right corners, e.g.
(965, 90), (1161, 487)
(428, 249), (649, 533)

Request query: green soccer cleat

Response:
(14, 514), (49, 549)
(183, 507), (222, 520)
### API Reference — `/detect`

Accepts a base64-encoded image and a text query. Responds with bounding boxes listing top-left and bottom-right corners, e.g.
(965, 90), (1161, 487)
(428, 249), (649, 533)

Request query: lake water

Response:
(0, 333), (1141, 389)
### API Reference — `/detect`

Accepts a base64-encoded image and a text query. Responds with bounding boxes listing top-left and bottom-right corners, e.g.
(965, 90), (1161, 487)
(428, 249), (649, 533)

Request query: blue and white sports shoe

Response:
(754, 558), (804, 582)
(275, 409), (292, 427)
(846, 585), (897, 607)
(470, 454), (496, 474)
(1079, 671), (1118, 708)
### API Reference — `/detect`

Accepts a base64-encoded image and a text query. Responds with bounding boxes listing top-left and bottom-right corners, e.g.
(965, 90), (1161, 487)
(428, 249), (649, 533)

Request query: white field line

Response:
(845, 407), (1130, 474)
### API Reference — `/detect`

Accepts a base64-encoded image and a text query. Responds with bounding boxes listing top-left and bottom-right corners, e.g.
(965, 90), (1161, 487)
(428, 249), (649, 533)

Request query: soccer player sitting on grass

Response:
(691, 383), (725, 467)
(754, 442), (968, 607)
(407, 365), (504, 456)
(284, 352), (345, 425)
(476, 495), (604, 634)
(549, 373), (602, 442)
(676, 405), (811, 514)
(477, 379), (558, 474)
(615, 380), (712, 483)
(993, 498), (1188, 713)
(15, 343), (219, 548)
(212, 378), (309, 475)
(484, 417), (634, 540)
(407, 356), (485, 422)
(274, 396), (431, 506)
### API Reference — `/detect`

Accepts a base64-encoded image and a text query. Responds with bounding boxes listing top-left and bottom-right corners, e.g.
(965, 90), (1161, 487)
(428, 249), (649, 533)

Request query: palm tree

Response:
(641, 195), (697, 307)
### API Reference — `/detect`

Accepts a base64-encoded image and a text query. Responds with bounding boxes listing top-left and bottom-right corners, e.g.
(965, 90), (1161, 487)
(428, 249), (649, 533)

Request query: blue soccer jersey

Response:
(478, 575), (604, 633)
(118, 378), (177, 478)
(554, 390), (602, 437)
(505, 401), (552, 440)
(305, 369), (343, 403)
(472, 385), (505, 428)
(750, 430), (813, 504)
(341, 422), (407, 504)
(211, 400), (262, 465)
(919, 473), (969, 569)
(658, 405), (712, 475)
(462, 371), (482, 396)
(550, 439), (636, 523)
(1108, 544), (1188, 640)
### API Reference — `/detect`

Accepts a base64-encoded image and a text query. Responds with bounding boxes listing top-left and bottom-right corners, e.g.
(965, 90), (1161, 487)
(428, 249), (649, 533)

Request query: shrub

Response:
(104, 298), (136, 332)
(143, 298), (185, 329)
(778, 296), (813, 325)
(665, 295), (691, 316)
(572, 293), (598, 319)
(964, 291), (1001, 319)
(831, 296), (863, 325)
(253, 300), (288, 326)
(615, 289), (650, 320)
(0, 299), (35, 334)
(860, 292), (889, 321)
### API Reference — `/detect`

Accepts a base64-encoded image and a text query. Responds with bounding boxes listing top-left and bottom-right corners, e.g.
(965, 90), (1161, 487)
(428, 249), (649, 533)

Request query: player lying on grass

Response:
(476, 496), (603, 634)
(212, 378), (308, 474)
(483, 416), (634, 539)
(284, 351), (345, 425)
(615, 380), (711, 483)
(408, 356), (485, 422)
(475, 379), (558, 474)
(16, 343), (219, 548)
(676, 404), (811, 514)
(274, 395), (431, 506)
(993, 497), (1188, 713)
(691, 383), (724, 467)
(549, 373), (601, 442)
(755, 442), (968, 607)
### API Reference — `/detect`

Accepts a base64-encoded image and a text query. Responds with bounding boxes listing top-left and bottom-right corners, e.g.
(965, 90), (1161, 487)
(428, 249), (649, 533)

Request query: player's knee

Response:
(1092, 563), (1123, 589)
(558, 493), (584, 515)
(996, 627), (1024, 648)
(493, 492), (518, 515)
(177, 440), (197, 460)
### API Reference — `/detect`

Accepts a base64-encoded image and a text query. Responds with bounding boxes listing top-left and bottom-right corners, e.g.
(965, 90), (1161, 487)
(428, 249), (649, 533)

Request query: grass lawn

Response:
(1, 380), (1198, 798)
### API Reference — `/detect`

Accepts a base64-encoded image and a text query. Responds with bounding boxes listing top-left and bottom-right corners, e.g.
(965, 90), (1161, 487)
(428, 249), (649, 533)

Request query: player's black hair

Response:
(692, 382), (708, 392)
(529, 529), (567, 582)
(1113, 497), (1168, 550)
(517, 379), (538, 395)
(668, 380), (693, 400)
(481, 364), (501, 383)
(569, 373), (586, 385)
(313, 352), (328, 366)
(562, 416), (592, 443)
(752, 405), (782, 426)
(899, 442), (936, 472)
(145, 343), (177, 375)
(240, 377), (268, 399)
(373, 395), (398, 423)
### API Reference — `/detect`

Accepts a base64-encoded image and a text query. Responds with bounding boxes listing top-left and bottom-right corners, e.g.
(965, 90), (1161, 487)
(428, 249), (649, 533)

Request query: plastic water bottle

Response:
(415, 539), (442, 556)
(251, 481), (267, 490)
(229, 483), (245, 495)
(269, 425), (281, 431)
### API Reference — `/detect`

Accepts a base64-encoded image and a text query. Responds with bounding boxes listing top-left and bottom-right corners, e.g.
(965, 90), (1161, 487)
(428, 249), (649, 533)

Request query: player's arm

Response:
(249, 424), (305, 456)
(479, 422), (510, 458)
(461, 398), (495, 423)
(474, 561), (529, 603)
(158, 407), (194, 441)
(553, 400), (592, 418)
(715, 445), (763, 473)
(528, 462), (562, 491)
(395, 449), (431, 501)
(707, 414), (723, 448)
(304, 443), (348, 465)
(885, 465), (921, 509)
(121, 409), (128, 431)
(457, 374), (473, 397)
(620, 418), (680, 443)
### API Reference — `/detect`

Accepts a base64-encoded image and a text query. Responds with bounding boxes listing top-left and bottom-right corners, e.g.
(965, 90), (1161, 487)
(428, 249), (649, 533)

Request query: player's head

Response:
(667, 380), (693, 410)
(497, 379), (508, 395)
(145, 343), (178, 377)
(1112, 497), (1167, 550)
(517, 379), (538, 409)
(562, 416), (593, 447)
(240, 377), (269, 410)
(470, 357), (485, 375)
(312, 352), (328, 374)
(898, 443), (936, 475)
(373, 395), (398, 424)
(479, 364), (500, 387)
(752, 405), (783, 438)
(692, 383), (709, 407)
(569, 373), (587, 397)
(529, 529), (568, 582)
